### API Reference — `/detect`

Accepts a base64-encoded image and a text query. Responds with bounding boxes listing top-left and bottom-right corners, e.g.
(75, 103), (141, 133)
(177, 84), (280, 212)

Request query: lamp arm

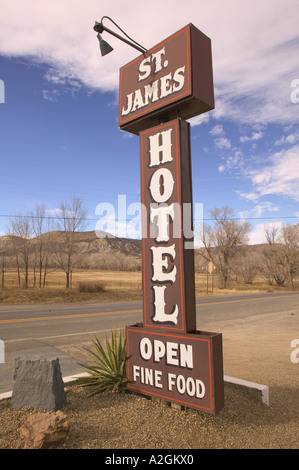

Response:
(94, 17), (147, 54)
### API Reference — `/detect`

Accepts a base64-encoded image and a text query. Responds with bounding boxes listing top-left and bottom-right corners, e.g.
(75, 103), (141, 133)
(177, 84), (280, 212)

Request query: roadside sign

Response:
(140, 119), (196, 333)
(121, 23), (224, 413)
(119, 24), (214, 135)
(126, 327), (224, 414)
(208, 262), (214, 274)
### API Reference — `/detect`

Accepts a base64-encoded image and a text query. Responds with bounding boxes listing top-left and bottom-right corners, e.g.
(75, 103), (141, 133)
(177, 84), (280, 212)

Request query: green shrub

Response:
(76, 327), (127, 395)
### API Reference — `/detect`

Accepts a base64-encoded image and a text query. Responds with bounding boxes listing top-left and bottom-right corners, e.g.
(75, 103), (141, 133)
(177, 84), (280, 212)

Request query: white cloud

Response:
(246, 144), (299, 201)
(220, 150), (244, 172)
(253, 203), (280, 218)
(214, 137), (231, 149)
(275, 133), (298, 146)
(46, 208), (62, 217)
(42, 89), (59, 102)
(238, 200), (279, 220)
(188, 113), (210, 127)
(238, 192), (259, 202)
(209, 125), (224, 136)
(0, 0), (298, 126)
(248, 222), (284, 245)
(240, 131), (264, 143)
(252, 132), (264, 141)
(248, 223), (267, 245)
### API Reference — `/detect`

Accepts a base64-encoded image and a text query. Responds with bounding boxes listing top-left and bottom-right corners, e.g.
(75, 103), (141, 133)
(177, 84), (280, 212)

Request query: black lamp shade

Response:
(97, 33), (114, 56)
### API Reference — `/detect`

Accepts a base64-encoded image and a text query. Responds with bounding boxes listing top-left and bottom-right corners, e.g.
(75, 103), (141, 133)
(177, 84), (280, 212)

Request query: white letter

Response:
(127, 202), (142, 239)
(138, 56), (151, 81)
(131, 89), (145, 112)
(160, 73), (173, 98)
(168, 373), (176, 391)
(166, 342), (179, 366)
(149, 168), (174, 203)
(117, 194), (127, 238)
(173, 66), (185, 93)
(144, 81), (159, 105)
(180, 344), (193, 369)
(177, 375), (186, 394)
(145, 368), (153, 386)
(140, 337), (152, 360)
(148, 129), (173, 167)
(150, 203), (174, 242)
(154, 370), (163, 388)
(196, 379), (205, 398)
(151, 244), (177, 283)
(152, 285), (179, 324)
(290, 339), (299, 364)
(121, 92), (133, 116)
(186, 377), (196, 397)
(133, 365), (140, 381)
(95, 203), (116, 238)
(151, 48), (166, 73)
(153, 340), (165, 363)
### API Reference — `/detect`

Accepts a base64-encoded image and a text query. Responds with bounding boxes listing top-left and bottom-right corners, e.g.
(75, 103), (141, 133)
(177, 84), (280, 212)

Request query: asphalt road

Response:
(0, 292), (298, 394)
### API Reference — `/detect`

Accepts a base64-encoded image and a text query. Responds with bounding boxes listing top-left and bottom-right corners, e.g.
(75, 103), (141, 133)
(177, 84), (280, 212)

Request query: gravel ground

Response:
(0, 383), (298, 450)
(0, 308), (298, 450)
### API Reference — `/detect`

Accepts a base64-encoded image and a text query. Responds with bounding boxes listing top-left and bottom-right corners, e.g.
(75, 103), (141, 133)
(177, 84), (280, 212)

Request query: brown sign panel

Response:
(126, 325), (224, 414)
(119, 23), (214, 135)
(140, 118), (196, 333)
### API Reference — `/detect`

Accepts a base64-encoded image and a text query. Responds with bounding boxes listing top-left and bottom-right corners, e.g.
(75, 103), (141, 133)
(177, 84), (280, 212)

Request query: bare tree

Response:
(0, 249), (6, 289)
(200, 206), (251, 288)
(262, 223), (299, 287)
(53, 197), (88, 288)
(30, 203), (53, 288)
(280, 223), (299, 288)
(232, 250), (260, 284)
(8, 215), (32, 288)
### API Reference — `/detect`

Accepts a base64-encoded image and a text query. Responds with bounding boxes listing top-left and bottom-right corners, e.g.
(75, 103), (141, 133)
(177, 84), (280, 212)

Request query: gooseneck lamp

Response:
(93, 16), (147, 56)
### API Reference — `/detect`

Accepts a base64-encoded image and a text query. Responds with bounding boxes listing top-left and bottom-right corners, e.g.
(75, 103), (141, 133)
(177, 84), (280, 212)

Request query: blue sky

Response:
(0, 0), (298, 244)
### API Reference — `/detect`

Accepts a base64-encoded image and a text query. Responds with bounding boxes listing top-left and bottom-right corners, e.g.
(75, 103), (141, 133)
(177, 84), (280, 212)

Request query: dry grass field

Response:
(0, 268), (297, 304)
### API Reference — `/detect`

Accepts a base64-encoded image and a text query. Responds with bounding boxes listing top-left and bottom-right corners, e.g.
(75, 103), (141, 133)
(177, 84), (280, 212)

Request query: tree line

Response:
(1, 201), (298, 291)
(1, 197), (87, 289)
(197, 206), (299, 289)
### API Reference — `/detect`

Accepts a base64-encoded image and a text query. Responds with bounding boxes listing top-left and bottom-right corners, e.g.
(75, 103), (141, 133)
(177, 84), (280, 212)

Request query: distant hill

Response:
(0, 230), (142, 271)
(0, 230), (280, 274)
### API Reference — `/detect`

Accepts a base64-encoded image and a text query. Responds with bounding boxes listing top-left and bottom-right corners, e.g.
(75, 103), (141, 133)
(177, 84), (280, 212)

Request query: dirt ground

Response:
(0, 303), (298, 449)
(2, 268), (296, 304)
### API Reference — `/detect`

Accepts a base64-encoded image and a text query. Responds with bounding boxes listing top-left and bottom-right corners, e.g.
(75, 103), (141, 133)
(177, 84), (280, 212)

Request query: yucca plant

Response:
(76, 327), (128, 396)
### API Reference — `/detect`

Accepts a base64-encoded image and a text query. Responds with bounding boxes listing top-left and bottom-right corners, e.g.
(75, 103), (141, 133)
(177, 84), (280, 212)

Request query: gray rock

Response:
(11, 356), (67, 411)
